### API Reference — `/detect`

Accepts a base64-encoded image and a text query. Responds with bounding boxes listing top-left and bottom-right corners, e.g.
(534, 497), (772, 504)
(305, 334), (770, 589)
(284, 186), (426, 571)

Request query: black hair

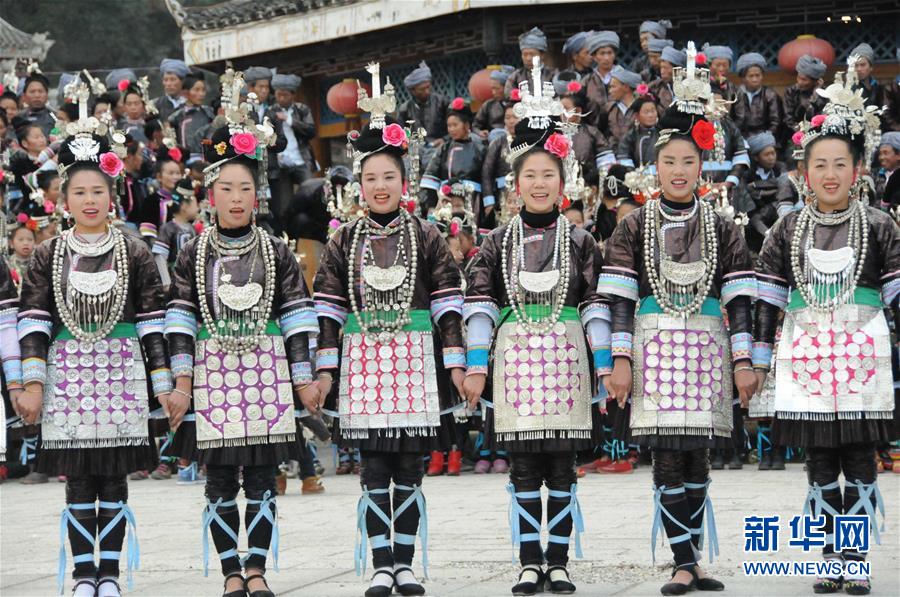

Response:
(512, 146), (566, 183)
(0, 112), (7, 127)
(214, 160), (259, 190)
(23, 73), (50, 93)
(93, 93), (115, 111)
(61, 163), (116, 196)
(155, 155), (182, 176)
(60, 102), (79, 122)
(619, 198), (641, 209)
(15, 122), (45, 145)
(122, 84), (142, 103)
(143, 117), (162, 140)
(510, 117), (566, 182)
(360, 151), (407, 180)
(37, 170), (59, 191)
(183, 73), (204, 91)
(0, 90), (18, 103)
(656, 105), (707, 156)
(803, 133), (864, 166)
(632, 96), (658, 115)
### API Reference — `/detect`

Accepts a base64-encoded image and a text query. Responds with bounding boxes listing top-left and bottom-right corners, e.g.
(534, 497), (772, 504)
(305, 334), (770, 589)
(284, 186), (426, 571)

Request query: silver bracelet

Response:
(172, 388), (192, 400)
(733, 366), (755, 374)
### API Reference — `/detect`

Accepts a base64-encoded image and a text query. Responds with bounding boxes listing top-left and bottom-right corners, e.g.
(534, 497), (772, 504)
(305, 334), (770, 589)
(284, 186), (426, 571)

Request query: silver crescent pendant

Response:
(362, 265), (407, 292)
(217, 282), (263, 312)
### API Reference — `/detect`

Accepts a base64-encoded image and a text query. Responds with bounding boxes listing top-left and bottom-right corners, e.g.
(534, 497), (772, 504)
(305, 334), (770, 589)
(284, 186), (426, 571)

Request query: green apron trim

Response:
(787, 286), (882, 312)
(55, 322), (137, 341)
(344, 309), (432, 334)
(499, 305), (579, 324)
(198, 319), (281, 340)
(638, 296), (722, 317)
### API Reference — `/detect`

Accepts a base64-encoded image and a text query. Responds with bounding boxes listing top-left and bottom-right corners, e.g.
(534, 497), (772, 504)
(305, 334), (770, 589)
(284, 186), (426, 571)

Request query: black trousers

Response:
(651, 449), (711, 569)
(805, 443), (877, 561)
(205, 465), (278, 575)
(65, 475), (129, 579)
(359, 451), (426, 569)
(508, 452), (578, 567)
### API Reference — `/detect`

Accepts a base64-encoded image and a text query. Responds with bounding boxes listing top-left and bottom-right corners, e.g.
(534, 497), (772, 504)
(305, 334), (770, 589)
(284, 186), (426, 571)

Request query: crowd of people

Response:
(0, 17), (899, 597)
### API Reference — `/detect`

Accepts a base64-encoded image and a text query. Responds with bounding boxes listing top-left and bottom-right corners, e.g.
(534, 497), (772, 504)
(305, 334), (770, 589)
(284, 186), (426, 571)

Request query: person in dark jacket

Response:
(167, 73), (213, 162)
(154, 58), (188, 123)
(481, 102), (519, 222)
(731, 52), (783, 144)
(270, 73), (317, 220)
(851, 43), (886, 112)
(599, 66), (642, 148)
(648, 46), (686, 110)
(742, 132), (785, 254)
(633, 20), (672, 77)
(17, 70), (54, 137)
(473, 66), (514, 140)
(783, 54), (828, 139)
(398, 61), (448, 169)
(704, 44), (737, 102)
(642, 38), (674, 83)
(504, 27), (557, 98)
(562, 31), (596, 80)
(616, 93), (660, 168)
(583, 30), (620, 127)
(560, 82), (614, 187)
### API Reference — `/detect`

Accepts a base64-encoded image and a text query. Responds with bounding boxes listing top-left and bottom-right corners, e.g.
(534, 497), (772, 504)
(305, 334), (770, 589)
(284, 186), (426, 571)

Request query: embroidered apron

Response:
(339, 310), (440, 438)
(775, 288), (893, 421)
(491, 306), (592, 442)
(193, 321), (296, 449)
(630, 297), (733, 438)
(42, 323), (150, 449)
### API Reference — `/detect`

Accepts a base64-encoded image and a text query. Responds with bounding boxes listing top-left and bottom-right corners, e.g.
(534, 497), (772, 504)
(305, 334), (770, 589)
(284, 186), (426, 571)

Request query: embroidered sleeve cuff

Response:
(150, 368), (174, 396)
(756, 275), (789, 310)
(2, 359), (22, 386)
(22, 357), (47, 385)
(725, 175), (741, 186)
(170, 353), (194, 377)
(580, 301), (610, 326)
(316, 347), (339, 370)
(430, 293), (464, 323)
(164, 307), (198, 338)
(291, 361), (314, 385)
(420, 175), (440, 191)
(880, 273), (900, 307)
(279, 304), (319, 339)
(442, 347), (465, 368)
(135, 311), (166, 339)
(151, 241), (170, 257)
(482, 194), (496, 207)
(466, 365), (488, 376)
(611, 332), (633, 359)
(594, 348), (613, 373)
(314, 294), (349, 326)
(751, 342), (773, 369)
(618, 158), (635, 168)
(597, 267), (640, 302)
(17, 312), (52, 340)
(463, 298), (500, 325)
(720, 272), (757, 305)
(730, 332), (753, 362)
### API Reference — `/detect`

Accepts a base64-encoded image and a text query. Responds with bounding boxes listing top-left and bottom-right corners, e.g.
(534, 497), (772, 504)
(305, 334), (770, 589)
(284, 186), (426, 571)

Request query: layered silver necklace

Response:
(348, 209), (418, 342)
(195, 225), (276, 354)
(501, 213), (571, 335)
(644, 197), (718, 318)
(790, 198), (868, 313)
(52, 227), (129, 342)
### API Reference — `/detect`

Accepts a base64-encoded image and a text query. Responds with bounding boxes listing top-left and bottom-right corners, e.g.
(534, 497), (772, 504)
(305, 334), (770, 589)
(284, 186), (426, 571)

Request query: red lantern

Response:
(468, 67), (497, 103)
(778, 35), (835, 74)
(326, 78), (371, 117)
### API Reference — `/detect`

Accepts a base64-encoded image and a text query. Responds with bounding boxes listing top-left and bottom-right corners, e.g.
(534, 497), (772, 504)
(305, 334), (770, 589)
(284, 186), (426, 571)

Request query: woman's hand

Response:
(450, 368), (466, 399)
(734, 364), (759, 408)
(462, 373), (486, 409)
(168, 377), (193, 431)
(298, 382), (323, 413)
(606, 358), (633, 408)
(316, 372), (333, 404)
(17, 386), (43, 425)
(754, 370), (768, 396)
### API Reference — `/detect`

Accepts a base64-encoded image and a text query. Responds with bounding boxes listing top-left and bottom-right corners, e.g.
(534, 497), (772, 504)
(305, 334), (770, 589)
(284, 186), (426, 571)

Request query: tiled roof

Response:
(0, 17), (54, 61)
(168, 0), (360, 32)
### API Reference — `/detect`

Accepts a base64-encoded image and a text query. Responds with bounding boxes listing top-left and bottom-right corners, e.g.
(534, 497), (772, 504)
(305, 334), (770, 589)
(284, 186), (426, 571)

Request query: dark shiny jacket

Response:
(783, 84), (828, 133)
(731, 86), (783, 141)
(168, 104), (215, 155)
(572, 123), (611, 185)
(18, 234), (170, 384)
(600, 100), (635, 148)
(421, 136), (485, 205)
(481, 133), (512, 206)
(881, 79), (900, 132)
(473, 98), (506, 134)
(270, 102), (317, 168)
(648, 78), (674, 110)
(616, 124), (659, 167)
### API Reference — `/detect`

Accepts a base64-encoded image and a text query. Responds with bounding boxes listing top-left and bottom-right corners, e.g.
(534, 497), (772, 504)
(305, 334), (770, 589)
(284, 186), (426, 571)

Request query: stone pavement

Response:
(1, 459), (898, 597)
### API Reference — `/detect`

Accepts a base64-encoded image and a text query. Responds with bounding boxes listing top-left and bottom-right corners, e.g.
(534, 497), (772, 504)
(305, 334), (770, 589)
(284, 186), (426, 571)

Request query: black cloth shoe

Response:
(223, 573), (247, 597)
(243, 574), (275, 597)
(812, 577), (843, 594)
(364, 569), (395, 597)
(843, 578), (870, 595)
(545, 566), (576, 594)
(394, 565), (426, 596)
(727, 452), (743, 470)
(660, 568), (696, 596)
(690, 568), (724, 591)
(512, 565), (544, 596)
(758, 451), (772, 470)
(710, 451), (724, 470)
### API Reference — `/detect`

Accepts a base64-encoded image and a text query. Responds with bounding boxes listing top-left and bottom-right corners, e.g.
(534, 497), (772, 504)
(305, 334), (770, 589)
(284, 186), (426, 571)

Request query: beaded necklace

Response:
(52, 227), (129, 342)
(643, 197), (718, 318)
(790, 198), (868, 313)
(501, 213), (571, 335)
(348, 209), (418, 342)
(195, 225), (276, 354)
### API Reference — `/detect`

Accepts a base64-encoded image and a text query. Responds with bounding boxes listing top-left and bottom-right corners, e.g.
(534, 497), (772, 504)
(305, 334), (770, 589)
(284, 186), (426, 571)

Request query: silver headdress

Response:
(347, 62), (400, 175)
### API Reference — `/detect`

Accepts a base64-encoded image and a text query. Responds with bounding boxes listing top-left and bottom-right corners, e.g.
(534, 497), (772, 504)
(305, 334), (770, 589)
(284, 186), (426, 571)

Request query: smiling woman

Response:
(14, 97), (173, 597)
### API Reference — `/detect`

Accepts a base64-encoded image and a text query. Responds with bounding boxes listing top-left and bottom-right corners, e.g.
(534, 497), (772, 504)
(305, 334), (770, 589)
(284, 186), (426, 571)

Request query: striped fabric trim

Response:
(580, 301), (611, 326)
(314, 293), (349, 326)
(756, 275), (789, 310)
(420, 175), (440, 191)
(442, 346), (465, 368)
(720, 273), (757, 305)
(150, 368), (174, 396)
(170, 353), (194, 377)
(596, 150), (616, 168)
(316, 347), (339, 370)
(164, 308), (198, 338)
(135, 311), (166, 339)
(17, 314), (52, 340)
(730, 332), (753, 362)
(495, 176), (507, 189)
(732, 152), (751, 166)
(597, 267), (640, 302)
(22, 357), (47, 385)
(290, 362), (313, 385)
(430, 294), (464, 323)
(1, 306), (23, 384)
(880, 271), (900, 307)
(139, 222), (158, 238)
(751, 342), (773, 369)
(618, 158), (635, 168)
(482, 194), (496, 207)
(725, 175), (741, 186)
(611, 332), (633, 358)
(279, 306), (319, 339)
(151, 241), (170, 257)
(463, 298), (500, 325)
(0, 297), (18, 310)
